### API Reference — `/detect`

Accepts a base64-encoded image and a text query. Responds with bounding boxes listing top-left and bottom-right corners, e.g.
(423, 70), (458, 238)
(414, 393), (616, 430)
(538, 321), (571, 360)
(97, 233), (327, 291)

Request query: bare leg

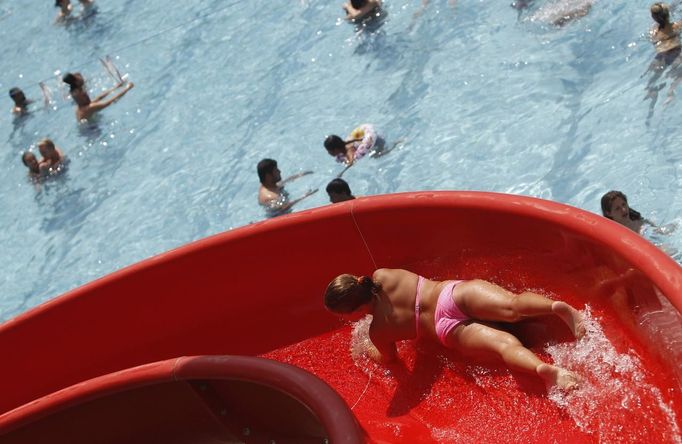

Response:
(454, 280), (585, 338)
(449, 322), (579, 390)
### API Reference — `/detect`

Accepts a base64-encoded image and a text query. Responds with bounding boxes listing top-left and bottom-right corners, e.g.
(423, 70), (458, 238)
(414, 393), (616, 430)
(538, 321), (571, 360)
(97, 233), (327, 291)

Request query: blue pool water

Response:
(1, 0), (680, 320)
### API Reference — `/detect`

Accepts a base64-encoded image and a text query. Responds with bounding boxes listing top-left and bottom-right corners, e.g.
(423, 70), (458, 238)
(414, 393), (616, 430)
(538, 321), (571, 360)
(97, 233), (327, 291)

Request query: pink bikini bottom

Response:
(434, 280), (470, 346)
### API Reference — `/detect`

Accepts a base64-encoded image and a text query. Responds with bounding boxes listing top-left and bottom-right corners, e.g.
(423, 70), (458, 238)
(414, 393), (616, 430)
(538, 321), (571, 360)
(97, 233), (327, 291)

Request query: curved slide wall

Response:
(0, 192), (680, 441)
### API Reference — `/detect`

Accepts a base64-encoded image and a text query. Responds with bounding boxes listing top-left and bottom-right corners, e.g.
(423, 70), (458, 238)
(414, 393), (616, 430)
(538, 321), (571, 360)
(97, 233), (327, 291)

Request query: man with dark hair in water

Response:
(343, 0), (382, 21)
(9, 88), (31, 115)
(326, 178), (356, 203)
(257, 159), (316, 217)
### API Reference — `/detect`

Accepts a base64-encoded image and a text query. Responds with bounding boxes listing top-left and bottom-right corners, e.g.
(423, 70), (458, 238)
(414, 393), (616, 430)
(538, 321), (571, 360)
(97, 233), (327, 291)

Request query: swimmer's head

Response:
(62, 72), (85, 92)
(55, 0), (70, 7)
(21, 151), (39, 172)
(651, 3), (670, 26)
(324, 274), (379, 314)
(601, 190), (642, 223)
(9, 87), (26, 106)
(326, 178), (355, 203)
(324, 135), (346, 156)
(257, 158), (281, 184)
(350, 0), (368, 9)
(38, 138), (57, 159)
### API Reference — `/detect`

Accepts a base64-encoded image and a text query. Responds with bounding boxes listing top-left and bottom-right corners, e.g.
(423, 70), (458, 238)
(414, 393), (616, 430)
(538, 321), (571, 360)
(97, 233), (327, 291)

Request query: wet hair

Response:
(326, 178), (352, 196)
(324, 135), (346, 154)
(600, 190), (643, 221)
(651, 3), (670, 28)
(257, 158), (277, 184)
(9, 87), (24, 102)
(351, 0), (368, 9)
(62, 72), (83, 92)
(39, 138), (56, 151)
(324, 274), (380, 313)
(55, 0), (68, 7)
(21, 151), (36, 167)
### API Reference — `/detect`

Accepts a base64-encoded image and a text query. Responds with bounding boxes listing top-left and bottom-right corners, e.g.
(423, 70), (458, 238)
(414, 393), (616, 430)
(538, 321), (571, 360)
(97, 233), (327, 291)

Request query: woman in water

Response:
(650, 2), (682, 59)
(645, 3), (682, 115)
(324, 124), (383, 166)
(63, 72), (134, 121)
(324, 269), (585, 390)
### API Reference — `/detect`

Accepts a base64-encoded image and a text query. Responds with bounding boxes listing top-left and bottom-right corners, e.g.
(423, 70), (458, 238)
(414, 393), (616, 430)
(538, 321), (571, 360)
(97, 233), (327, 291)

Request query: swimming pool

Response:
(1, 0), (680, 320)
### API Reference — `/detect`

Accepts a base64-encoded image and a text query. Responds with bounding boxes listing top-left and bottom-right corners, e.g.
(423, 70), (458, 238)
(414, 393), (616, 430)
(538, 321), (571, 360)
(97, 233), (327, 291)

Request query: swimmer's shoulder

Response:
(373, 268), (412, 288)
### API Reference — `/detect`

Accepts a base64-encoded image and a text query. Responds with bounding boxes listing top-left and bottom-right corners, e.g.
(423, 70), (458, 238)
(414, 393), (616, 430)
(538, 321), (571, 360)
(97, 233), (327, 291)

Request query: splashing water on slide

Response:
(265, 304), (681, 443)
(547, 307), (681, 443)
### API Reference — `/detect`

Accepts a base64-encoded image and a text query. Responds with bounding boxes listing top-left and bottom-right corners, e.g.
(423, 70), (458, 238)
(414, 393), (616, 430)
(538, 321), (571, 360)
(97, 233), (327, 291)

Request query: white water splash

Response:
(546, 306), (681, 443)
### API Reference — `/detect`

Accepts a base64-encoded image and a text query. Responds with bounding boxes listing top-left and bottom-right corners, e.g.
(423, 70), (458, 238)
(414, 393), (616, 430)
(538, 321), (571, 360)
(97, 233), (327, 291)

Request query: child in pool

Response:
(21, 152), (44, 180)
(325, 268), (585, 390)
(600, 190), (654, 234)
(324, 124), (384, 166)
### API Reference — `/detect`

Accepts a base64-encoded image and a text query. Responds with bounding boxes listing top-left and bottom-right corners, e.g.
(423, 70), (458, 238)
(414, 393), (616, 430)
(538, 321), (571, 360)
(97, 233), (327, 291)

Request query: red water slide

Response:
(0, 192), (680, 443)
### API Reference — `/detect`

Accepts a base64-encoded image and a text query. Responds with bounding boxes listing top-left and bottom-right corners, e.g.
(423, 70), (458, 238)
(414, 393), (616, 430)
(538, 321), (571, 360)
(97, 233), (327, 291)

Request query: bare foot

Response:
(552, 301), (586, 339)
(537, 363), (581, 391)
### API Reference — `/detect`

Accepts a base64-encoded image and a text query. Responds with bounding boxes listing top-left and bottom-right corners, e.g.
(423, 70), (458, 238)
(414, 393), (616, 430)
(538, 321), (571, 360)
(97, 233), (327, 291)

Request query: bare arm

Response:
(280, 188), (318, 211)
(368, 328), (398, 364)
(264, 188), (318, 215)
(92, 82), (125, 102)
(336, 164), (353, 178)
(278, 170), (313, 186)
(89, 82), (134, 113)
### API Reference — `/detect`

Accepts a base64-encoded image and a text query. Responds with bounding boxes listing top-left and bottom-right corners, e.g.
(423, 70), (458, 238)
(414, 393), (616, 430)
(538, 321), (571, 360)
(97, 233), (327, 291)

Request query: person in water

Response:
(55, 0), (94, 21)
(343, 0), (382, 22)
(600, 190), (654, 234)
(37, 138), (66, 174)
(324, 269), (585, 390)
(62, 72), (86, 91)
(21, 151), (43, 180)
(257, 158), (316, 217)
(9, 88), (31, 115)
(63, 72), (134, 121)
(326, 178), (356, 203)
(645, 2), (682, 107)
(324, 124), (384, 166)
(650, 2), (682, 57)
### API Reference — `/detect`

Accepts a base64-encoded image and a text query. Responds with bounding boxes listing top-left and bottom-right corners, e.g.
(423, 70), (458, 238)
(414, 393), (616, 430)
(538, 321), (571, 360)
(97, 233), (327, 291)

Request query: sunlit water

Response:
(1, 1), (681, 319)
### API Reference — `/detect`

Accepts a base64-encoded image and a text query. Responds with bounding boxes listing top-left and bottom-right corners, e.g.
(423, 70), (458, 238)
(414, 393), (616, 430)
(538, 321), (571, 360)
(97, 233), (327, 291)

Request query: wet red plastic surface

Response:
(265, 253), (682, 443)
(0, 192), (680, 443)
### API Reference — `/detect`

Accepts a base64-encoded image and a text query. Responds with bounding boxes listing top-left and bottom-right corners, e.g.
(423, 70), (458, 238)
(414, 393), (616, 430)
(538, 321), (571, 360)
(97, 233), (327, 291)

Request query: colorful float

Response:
(0, 192), (680, 443)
